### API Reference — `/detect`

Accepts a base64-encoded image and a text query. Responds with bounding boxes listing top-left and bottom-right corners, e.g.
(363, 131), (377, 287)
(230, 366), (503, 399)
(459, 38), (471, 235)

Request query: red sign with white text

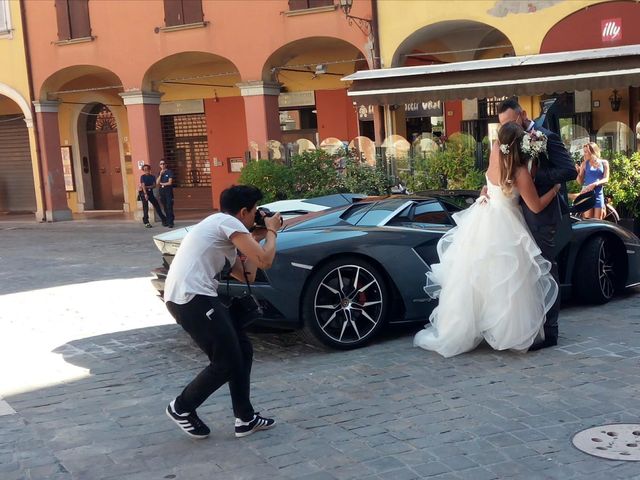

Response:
(601, 18), (622, 43)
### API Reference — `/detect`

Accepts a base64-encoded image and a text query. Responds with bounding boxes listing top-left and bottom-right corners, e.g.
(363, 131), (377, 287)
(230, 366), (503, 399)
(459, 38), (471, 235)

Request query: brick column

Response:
(33, 101), (72, 222)
(237, 81), (281, 157)
(119, 91), (163, 220)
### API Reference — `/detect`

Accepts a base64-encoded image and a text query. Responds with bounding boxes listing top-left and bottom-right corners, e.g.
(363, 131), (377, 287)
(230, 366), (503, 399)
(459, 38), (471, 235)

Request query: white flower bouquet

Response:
(521, 130), (547, 160)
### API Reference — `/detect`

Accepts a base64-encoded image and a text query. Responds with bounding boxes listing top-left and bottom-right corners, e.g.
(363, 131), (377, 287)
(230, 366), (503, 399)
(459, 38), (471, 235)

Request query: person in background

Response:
(577, 142), (609, 219)
(157, 160), (175, 228)
(138, 164), (166, 228)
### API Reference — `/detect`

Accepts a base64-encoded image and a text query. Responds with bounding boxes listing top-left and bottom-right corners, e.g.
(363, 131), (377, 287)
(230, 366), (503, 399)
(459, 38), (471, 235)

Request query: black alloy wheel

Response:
(573, 235), (618, 304)
(300, 257), (389, 349)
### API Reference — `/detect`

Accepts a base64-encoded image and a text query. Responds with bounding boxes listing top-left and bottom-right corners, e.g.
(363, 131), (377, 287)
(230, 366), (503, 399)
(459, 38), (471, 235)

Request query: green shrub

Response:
(290, 149), (342, 198)
(238, 159), (293, 203)
(402, 141), (484, 192)
(607, 152), (640, 218)
(338, 157), (391, 195)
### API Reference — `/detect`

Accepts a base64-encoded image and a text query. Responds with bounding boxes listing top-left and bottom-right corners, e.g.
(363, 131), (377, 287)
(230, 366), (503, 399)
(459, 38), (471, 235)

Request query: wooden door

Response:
(87, 131), (123, 210)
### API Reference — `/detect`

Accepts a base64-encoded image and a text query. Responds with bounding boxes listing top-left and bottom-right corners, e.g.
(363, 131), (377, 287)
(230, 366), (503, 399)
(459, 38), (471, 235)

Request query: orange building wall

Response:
(444, 100), (463, 136)
(24, 0), (372, 96)
(316, 89), (359, 142)
(204, 97), (248, 209)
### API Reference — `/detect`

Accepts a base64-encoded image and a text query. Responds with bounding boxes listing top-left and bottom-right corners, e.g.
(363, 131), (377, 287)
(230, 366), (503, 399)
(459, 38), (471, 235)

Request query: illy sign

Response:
(601, 18), (622, 43)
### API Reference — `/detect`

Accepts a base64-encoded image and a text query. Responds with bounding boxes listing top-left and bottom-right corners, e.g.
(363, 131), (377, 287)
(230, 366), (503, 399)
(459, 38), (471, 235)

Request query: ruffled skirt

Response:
(413, 199), (558, 358)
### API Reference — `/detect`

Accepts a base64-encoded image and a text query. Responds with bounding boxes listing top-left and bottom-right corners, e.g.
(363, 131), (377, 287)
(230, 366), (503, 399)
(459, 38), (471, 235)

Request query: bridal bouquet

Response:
(521, 130), (547, 159)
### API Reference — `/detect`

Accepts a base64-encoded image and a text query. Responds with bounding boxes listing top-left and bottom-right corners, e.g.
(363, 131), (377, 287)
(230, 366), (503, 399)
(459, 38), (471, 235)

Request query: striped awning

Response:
(343, 45), (640, 104)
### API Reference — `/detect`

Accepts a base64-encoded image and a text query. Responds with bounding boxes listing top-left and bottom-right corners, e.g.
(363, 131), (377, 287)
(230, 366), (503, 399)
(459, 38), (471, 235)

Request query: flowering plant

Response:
(521, 130), (547, 160)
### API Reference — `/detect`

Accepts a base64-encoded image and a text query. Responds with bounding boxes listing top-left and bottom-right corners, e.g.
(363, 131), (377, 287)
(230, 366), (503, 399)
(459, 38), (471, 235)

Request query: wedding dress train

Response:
(413, 177), (558, 358)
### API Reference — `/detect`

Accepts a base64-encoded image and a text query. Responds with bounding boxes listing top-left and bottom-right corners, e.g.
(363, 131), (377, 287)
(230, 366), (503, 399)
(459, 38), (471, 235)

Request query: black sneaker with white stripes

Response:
(235, 413), (276, 438)
(166, 399), (210, 439)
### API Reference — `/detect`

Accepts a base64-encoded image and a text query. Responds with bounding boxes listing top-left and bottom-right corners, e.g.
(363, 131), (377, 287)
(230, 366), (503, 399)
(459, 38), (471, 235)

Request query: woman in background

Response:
(577, 142), (609, 219)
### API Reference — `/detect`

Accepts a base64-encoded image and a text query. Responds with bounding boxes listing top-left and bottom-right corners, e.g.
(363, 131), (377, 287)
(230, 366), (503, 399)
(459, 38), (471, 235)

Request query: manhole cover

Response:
(573, 424), (640, 461)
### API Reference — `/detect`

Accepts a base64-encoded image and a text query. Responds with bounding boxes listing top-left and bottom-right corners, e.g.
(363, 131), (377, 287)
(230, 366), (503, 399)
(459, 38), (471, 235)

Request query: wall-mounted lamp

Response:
(213, 89), (219, 103)
(609, 89), (622, 112)
(338, 0), (372, 37)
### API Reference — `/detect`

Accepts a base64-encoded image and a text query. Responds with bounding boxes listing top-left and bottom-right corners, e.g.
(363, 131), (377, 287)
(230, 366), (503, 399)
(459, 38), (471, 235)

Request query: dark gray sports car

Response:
(152, 193), (640, 350)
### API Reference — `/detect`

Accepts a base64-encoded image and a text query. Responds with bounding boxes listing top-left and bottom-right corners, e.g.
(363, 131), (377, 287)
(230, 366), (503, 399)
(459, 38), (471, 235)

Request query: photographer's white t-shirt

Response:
(164, 213), (249, 304)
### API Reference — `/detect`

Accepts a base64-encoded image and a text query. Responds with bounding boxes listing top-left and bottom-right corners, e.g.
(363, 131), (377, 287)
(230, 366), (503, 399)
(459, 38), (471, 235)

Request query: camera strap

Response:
(226, 253), (253, 297)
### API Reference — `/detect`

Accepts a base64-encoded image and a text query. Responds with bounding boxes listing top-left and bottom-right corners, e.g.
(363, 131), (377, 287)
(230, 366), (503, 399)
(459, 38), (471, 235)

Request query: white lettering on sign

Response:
(601, 18), (622, 42)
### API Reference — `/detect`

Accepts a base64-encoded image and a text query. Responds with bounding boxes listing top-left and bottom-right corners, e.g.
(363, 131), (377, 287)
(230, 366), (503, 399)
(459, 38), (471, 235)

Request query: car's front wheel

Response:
(300, 257), (389, 350)
(573, 235), (620, 304)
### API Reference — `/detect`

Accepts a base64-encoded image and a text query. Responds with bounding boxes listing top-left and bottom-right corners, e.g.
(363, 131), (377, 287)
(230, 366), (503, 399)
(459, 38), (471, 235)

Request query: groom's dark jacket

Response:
(520, 125), (577, 228)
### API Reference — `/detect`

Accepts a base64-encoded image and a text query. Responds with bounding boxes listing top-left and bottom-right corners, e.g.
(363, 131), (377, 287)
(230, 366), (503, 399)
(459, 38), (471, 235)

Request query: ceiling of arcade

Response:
(263, 37), (366, 93)
(0, 96), (23, 115)
(393, 20), (515, 67)
(40, 67), (123, 102)
(143, 52), (241, 101)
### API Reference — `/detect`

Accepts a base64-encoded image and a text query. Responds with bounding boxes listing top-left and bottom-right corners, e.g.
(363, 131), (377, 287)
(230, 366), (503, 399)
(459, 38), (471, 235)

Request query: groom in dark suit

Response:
(498, 98), (577, 350)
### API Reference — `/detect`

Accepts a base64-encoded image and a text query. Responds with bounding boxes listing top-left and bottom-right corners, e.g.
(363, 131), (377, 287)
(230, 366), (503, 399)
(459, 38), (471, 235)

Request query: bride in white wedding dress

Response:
(414, 122), (560, 358)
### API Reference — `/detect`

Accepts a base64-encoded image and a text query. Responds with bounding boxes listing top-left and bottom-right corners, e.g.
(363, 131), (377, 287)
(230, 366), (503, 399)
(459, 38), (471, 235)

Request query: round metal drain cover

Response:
(573, 424), (640, 461)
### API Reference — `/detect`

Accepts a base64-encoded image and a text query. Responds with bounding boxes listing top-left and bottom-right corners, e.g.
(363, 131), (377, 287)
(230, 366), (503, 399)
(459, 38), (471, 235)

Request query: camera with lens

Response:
(254, 207), (282, 227)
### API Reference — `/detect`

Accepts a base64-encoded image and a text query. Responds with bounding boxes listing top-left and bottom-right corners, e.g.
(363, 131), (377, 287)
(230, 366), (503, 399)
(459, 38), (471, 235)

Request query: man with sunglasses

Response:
(157, 160), (175, 228)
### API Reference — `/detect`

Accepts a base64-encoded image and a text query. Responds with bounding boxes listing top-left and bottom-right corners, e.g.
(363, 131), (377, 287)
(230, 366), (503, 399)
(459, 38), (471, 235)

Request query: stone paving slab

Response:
(1, 221), (640, 479)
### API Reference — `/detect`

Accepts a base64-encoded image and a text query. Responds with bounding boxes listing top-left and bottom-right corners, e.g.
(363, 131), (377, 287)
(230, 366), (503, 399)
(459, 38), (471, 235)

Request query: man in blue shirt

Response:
(158, 160), (175, 228)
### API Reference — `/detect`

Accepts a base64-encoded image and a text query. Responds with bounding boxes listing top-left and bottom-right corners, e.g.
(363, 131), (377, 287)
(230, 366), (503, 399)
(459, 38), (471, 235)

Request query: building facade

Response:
(1, 0), (639, 220)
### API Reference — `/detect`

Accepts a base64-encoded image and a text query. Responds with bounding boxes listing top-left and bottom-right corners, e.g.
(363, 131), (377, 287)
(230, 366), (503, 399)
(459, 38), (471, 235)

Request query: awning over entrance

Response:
(343, 45), (640, 104)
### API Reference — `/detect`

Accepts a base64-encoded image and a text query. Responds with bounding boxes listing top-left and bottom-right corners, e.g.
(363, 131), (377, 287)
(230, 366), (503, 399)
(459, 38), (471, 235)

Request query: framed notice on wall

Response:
(60, 146), (75, 192)
(228, 157), (244, 173)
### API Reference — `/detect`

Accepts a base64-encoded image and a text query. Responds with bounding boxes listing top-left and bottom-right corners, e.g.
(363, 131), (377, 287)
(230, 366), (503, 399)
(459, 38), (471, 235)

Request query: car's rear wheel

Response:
(300, 257), (389, 350)
(573, 235), (620, 304)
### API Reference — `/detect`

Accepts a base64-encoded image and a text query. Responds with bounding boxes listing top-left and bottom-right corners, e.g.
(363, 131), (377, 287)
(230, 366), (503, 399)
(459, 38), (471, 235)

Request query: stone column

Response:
(33, 101), (72, 221)
(237, 81), (281, 158)
(119, 91), (163, 221)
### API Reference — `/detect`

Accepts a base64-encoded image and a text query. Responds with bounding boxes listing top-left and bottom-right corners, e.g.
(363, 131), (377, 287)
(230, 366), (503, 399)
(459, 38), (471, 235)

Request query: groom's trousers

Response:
(531, 224), (560, 339)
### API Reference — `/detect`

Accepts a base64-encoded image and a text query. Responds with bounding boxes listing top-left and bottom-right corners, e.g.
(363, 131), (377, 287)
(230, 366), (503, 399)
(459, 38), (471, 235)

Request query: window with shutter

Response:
(55, 0), (91, 40)
(164, 0), (203, 27)
(288, 0), (333, 10)
(0, 0), (11, 34)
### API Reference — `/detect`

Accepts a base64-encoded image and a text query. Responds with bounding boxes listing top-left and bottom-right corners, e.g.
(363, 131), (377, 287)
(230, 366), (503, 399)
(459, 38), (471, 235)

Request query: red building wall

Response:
(316, 89), (359, 142)
(204, 97), (248, 209)
(540, 1), (640, 53)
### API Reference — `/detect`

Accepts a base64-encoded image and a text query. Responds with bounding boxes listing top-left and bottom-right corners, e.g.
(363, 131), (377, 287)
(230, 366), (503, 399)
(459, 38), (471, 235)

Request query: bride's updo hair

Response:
(498, 121), (530, 196)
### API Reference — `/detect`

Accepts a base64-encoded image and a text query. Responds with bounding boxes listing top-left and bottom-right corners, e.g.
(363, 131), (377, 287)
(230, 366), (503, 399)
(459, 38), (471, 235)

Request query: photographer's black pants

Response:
(166, 295), (254, 421)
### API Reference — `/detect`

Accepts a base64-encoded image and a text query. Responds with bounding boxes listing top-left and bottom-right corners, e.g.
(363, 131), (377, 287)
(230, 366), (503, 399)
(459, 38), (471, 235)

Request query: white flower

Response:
(499, 143), (510, 155)
(521, 130), (547, 159)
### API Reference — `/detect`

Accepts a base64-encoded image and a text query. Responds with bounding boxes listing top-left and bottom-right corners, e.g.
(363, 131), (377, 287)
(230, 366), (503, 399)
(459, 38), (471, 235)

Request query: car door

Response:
(382, 200), (454, 320)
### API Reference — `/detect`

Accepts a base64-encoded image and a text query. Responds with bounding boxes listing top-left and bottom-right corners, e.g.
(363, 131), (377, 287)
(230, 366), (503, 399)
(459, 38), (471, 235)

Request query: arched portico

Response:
(0, 88), (40, 216)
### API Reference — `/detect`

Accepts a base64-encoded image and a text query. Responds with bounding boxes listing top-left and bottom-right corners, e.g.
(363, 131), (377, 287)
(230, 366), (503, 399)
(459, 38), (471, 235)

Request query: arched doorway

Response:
(86, 104), (123, 210)
(0, 94), (36, 213)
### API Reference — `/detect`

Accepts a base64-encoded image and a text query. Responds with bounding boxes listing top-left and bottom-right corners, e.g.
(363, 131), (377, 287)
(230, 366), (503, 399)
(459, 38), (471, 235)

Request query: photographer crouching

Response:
(164, 185), (281, 439)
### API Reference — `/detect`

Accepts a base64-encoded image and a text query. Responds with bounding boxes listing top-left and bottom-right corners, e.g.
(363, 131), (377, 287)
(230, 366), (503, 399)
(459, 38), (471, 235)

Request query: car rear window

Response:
(341, 199), (411, 226)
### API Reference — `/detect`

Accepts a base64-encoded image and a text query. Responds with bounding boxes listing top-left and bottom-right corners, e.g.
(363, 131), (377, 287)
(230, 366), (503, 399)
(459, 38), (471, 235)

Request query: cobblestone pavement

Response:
(1, 220), (640, 480)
